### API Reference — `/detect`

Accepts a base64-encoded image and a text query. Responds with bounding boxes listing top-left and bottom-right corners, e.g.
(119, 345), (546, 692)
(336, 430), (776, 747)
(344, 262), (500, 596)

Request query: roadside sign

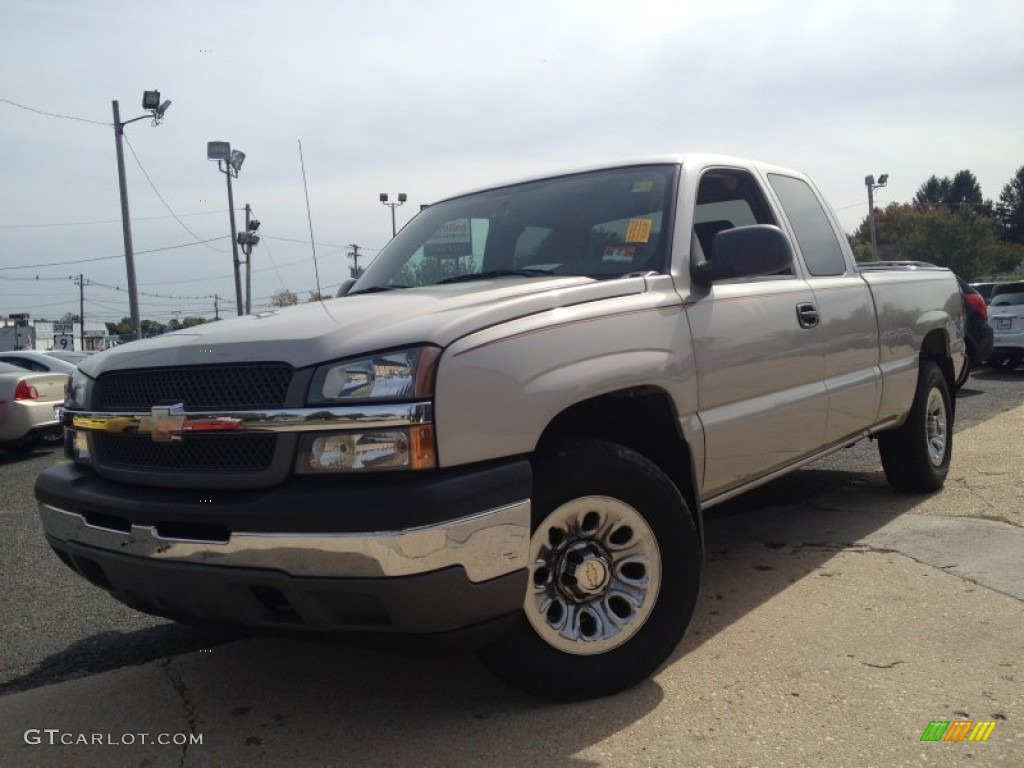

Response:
(53, 321), (73, 334)
(53, 334), (75, 351)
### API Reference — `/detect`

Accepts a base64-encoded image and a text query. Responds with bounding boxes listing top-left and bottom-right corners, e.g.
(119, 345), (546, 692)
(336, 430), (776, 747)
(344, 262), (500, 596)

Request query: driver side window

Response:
(693, 169), (790, 276)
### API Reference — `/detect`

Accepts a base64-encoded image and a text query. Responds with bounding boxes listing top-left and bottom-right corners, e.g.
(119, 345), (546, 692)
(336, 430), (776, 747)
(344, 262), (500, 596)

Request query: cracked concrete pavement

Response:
(1, 406), (1021, 767)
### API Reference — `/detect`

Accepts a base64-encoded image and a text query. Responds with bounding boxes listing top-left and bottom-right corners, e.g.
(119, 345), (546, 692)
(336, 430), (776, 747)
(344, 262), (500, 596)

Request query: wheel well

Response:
(535, 388), (701, 543)
(921, 329), (955, 393)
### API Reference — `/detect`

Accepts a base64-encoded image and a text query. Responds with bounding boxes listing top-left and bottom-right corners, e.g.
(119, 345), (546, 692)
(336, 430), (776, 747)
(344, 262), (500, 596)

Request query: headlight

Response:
(308, 346), (440, 404)
(66, 369), (93, 409)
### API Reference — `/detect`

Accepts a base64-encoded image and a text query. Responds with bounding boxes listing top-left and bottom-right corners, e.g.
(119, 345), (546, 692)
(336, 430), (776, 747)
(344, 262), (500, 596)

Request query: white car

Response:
(0, 362), (67, 454)
(988, 281), (1024, 370)
(0, 351), (79, 374)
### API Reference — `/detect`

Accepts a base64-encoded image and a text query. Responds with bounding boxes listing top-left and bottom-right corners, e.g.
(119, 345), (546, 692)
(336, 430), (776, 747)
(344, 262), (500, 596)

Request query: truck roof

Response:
(434, 154), (809, 204)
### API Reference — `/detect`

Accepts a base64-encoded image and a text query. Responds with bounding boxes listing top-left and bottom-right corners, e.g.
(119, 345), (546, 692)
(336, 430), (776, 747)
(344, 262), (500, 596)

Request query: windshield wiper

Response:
(437, 268), (555, 285)
(347, 285), (409, 296)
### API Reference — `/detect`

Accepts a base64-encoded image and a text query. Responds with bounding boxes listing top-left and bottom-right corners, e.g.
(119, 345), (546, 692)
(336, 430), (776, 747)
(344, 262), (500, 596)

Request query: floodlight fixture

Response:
(248, 219), (261, 231)
(877, 173), (889, 186)
(142, 90), (161, 110)
(230, 150), (246, 172)
(380, 191), (408, 237)
(207, 141), (231, 161)
(156, 99), (172, 116)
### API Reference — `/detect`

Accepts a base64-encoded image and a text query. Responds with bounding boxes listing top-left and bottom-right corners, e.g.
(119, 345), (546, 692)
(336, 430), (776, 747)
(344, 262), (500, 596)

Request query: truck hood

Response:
(81, 276), (645, 375)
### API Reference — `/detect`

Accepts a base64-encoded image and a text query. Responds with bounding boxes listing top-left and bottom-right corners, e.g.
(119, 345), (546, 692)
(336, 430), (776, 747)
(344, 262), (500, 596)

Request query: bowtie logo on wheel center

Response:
(576, 558), (610, 595)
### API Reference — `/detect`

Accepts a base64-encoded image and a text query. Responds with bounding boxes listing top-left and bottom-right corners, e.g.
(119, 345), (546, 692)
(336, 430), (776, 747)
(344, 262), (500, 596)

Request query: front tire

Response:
(878, 361), (952, 492)
(477, 439), (700, 700)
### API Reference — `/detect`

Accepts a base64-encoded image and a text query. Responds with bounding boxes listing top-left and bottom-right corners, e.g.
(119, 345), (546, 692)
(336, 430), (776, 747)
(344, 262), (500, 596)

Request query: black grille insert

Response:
(94, 433), (277, 472)
(96, 364), (293, 411)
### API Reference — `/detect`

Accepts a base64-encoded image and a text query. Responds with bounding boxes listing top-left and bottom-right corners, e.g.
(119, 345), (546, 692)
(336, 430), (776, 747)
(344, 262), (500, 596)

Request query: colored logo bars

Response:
(920, 720), (997, 742)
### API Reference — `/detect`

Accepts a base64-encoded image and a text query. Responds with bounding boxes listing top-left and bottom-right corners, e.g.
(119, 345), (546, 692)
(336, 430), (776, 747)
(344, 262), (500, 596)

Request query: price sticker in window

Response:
(625, 218), (653, 243)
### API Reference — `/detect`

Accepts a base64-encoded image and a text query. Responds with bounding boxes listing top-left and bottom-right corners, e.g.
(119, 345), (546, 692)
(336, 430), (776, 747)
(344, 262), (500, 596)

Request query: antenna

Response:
(297, 139), (323, 298)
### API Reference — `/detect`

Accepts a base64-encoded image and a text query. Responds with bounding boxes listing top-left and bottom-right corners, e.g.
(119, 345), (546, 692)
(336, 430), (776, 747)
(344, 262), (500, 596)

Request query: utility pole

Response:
(214, 294), (220, 320)
(225, 174), (243, 315)
(111, 92), (171, 340)
(865, 173), (889, 260)
(78, 274), (85, 351)
(207, 142), (247, 316)
(112, 101), (141, 340)
(347, 244), (362, 278)
(244, 204), (252, 314)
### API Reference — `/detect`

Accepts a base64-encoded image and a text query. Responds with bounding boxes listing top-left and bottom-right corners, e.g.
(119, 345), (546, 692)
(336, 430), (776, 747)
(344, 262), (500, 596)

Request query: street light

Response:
(865, 173), (889, 260)
(208, 141), (246, 315)
(112, 89), (172, 340)
(380, 192), (407, 237)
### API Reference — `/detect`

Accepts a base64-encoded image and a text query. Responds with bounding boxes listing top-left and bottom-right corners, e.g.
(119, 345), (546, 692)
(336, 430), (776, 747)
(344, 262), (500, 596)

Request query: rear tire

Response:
(878, 361), (952, 492)
(477, 439), (700, 700)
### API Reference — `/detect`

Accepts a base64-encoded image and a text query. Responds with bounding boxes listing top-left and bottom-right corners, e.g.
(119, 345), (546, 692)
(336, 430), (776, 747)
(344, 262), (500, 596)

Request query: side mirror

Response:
(691, 224), (793, 284)
(336, 278), (358, 297)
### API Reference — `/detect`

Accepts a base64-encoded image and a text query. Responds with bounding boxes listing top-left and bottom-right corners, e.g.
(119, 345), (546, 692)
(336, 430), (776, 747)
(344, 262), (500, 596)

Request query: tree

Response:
(913, 175), (951, 208)
(996, 165), (1024, 244)
(271, 289), (298, 307)
(140, 319), (165, 338)
(913, 170), (991, 217)
(851, 202), (1024, 279)
(306, 291), (326, 302)
(105, 317), (132, 336)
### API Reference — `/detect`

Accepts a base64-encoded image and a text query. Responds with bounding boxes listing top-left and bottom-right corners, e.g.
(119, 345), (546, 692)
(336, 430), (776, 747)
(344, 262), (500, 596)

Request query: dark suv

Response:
(955, 276), (994, 388)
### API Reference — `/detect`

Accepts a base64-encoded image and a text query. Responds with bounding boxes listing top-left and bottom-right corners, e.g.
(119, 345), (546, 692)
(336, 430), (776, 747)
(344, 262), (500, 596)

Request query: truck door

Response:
(685, 168), (828, 499)
(766, 174), (881, 444)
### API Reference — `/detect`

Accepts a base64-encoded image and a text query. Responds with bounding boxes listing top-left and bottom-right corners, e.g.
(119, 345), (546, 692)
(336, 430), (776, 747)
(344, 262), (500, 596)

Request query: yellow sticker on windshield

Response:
(625, 218), (653, 243)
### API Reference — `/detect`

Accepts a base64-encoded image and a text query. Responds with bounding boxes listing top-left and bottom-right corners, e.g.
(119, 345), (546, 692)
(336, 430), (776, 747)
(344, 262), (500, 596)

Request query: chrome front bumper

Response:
(39, 500), (530, 583)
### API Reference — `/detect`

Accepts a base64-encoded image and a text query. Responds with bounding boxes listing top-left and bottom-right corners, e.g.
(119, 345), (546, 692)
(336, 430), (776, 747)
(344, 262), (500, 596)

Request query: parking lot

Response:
(1, 368), (1022, 767)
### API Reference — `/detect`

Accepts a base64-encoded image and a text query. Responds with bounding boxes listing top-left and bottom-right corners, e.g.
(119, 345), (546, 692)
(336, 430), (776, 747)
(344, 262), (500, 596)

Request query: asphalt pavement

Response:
(1, 391), (1021, 767)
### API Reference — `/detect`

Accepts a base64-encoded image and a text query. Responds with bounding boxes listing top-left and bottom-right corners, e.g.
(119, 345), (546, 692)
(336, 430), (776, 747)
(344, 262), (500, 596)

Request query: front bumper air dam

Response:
(36, 459), (532, 633)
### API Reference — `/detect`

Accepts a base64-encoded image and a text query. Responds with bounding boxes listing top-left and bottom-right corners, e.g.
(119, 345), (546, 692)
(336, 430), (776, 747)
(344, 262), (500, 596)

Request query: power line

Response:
(261, 235), (378, 251)
(122, 134), (228, 252)
(1, 98), (109, 126)
(0, 210), (231, 229)
(0, 236), (230, 271)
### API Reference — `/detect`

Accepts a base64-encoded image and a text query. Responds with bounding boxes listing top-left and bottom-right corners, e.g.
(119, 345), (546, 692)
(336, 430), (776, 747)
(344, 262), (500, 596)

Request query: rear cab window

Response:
(767, 174), (848, 277)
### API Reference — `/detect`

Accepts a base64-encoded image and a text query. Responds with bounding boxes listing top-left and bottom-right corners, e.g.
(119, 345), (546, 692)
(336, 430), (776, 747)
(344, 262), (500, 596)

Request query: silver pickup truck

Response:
(36, 154), (965, 699)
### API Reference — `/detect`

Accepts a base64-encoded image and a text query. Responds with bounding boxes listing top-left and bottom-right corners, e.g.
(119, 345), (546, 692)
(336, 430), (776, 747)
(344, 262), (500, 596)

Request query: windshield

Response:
(352, 164), (678, 291)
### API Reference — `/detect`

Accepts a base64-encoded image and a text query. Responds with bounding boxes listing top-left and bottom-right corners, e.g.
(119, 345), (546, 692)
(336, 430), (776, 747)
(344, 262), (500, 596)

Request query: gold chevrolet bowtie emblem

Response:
(138, 404), (187, 443)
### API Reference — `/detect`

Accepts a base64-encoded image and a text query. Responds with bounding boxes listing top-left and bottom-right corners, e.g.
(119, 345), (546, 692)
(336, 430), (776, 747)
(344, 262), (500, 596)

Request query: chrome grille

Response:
(94, 433), (277, 472)
(96, 364), (293, 411)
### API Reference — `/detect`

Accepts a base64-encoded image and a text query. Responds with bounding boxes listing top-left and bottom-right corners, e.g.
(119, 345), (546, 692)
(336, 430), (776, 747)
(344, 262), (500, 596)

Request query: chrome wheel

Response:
(925, 387), (947, 467)
(525, 495), (661, 656)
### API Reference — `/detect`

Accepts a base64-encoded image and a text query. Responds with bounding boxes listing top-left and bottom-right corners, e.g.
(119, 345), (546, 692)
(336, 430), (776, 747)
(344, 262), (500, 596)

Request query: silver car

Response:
(0, 362), (67, 454)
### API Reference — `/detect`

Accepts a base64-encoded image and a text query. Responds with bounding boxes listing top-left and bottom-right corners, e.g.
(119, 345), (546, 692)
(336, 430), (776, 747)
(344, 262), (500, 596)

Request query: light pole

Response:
(379, 192), (407, 237)
(208, 142), (246, 315)
(112, 90), (171, 340)
(865, 173), (889, 260)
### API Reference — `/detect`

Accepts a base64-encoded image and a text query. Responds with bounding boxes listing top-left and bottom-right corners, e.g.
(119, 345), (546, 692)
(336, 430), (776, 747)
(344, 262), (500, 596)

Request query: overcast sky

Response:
(2, 0), (1022, 324)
